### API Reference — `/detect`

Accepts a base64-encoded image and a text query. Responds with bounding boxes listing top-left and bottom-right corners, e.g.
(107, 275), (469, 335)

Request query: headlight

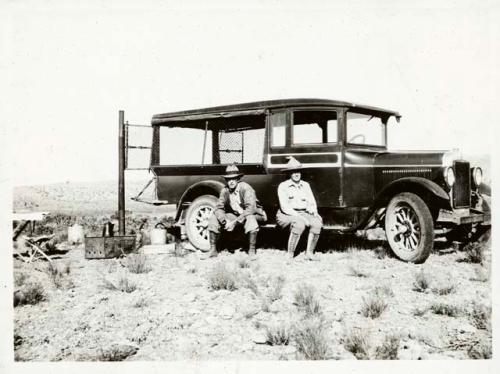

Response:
(444, 167), (455, 187)
(472, 167), (483, 187)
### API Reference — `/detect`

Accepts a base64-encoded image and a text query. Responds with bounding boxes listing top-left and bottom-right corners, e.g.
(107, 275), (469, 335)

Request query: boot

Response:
(247, 230), (258, 259)
(304, 233), (320, 261)
(201, 231), (219, 260)
(287, 233), (300, 259)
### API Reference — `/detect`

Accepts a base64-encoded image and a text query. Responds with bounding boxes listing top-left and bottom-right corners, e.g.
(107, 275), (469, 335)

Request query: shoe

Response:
(201, 231), (219, 260)
(247, 230), (258, 259)
(304, 233), (320, 261)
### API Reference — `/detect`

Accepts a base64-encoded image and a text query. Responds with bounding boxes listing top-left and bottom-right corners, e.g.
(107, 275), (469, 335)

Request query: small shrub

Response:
(102, 273), (137, 293)
(373, 246), (387, 259)
(14, 272), (28, 287)
(126, 253), (151, 274)
(469, 302), (491, 331)
(265, 323), (292, 346)
(413, 306), (428, 317)
(261, 299), (271, 312)
(293, 317), (330, 360)
(361, 295), (388, 319)
(470, 266), (489, 282)
(375, 334), (400, 360)
(241, 273), (260, 296)
(462, 242), (484, 264)
(46, 261), (72, 289)
(208, 262), (237, 291)
(133, 297), (149, 308)
(431, 283), (456, 295)
(430, 302), (461, 317)
(412, 269), (431, 292)
(15, 282), (46, 306)
(342, 328), (370, 360)
(293, 284), (322, 317)
(267, 275), (285, 302)
(468, 339), (492, 359)
(374, 284), (394, 297)
(348, 265), (369, 278)
(237, 256), (251, 269)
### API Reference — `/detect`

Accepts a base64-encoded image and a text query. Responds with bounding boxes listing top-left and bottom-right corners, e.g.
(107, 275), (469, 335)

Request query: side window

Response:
(293, 111), (338, 145)
(270, 111), (287, 147)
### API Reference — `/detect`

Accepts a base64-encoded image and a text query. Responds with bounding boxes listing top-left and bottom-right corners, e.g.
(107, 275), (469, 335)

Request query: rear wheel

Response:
(184, 195), (218, 251)
(385, 192), (434, 263)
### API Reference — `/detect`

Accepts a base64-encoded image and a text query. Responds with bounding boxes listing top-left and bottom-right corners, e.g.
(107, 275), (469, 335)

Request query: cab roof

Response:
(151, 98), (401, 125)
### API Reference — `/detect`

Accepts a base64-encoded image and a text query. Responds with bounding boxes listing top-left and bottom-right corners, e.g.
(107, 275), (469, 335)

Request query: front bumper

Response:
(437, 208), (490, 225)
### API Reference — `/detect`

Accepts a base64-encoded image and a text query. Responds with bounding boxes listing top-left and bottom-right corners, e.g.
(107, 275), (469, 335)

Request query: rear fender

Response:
(175, 180), (224, 221)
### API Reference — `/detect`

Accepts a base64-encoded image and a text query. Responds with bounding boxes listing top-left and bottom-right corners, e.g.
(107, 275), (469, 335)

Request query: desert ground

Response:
(12, 181), (492, 361)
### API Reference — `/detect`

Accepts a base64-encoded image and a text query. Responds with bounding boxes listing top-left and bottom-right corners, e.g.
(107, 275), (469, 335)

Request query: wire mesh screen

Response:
(217, 128), (265, 164)
(218, 131), (243, 164)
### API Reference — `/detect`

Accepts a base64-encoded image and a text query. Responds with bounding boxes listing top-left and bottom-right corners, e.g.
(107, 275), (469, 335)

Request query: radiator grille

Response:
(453, 161), (471, 208)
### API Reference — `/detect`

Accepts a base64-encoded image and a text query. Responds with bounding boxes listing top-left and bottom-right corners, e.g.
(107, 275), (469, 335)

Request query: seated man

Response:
(203, 164), (267, 259)
(276, 157), (323, 260)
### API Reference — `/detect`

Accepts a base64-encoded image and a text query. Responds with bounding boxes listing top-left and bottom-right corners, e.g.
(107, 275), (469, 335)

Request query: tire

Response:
(385, 192), (434, 263)
(184, 195), (218, 251)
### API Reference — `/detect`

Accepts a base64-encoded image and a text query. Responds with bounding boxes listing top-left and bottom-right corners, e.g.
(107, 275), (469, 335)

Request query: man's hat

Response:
(222, 164), (243, 179)
(281, 156), (305, 172)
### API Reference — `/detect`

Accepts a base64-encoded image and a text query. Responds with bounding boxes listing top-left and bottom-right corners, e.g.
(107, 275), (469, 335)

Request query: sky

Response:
(1, 0), (499, 186)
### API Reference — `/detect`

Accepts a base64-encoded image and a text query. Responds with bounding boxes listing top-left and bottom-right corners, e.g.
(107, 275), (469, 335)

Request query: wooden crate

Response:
(84, 236), (136, 259)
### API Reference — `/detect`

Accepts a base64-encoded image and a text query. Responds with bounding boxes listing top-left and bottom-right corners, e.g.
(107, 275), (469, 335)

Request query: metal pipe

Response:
(201, 120), (208, 164)
(118, 110), (125, 235)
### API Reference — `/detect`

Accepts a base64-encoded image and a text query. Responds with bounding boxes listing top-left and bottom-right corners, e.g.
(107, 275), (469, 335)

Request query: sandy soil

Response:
(13, 237), (491, 361)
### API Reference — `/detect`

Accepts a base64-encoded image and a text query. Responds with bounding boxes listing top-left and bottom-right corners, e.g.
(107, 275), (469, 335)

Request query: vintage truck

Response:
(132, 98), (490, 263)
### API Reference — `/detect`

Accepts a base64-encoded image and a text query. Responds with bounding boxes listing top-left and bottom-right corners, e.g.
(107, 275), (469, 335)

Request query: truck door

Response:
(267, 109), (343, 209)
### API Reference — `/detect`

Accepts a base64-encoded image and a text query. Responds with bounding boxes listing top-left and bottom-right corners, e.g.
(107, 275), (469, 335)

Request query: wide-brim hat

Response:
(222, 164), (244, 179)
(281, 156), (305, 173)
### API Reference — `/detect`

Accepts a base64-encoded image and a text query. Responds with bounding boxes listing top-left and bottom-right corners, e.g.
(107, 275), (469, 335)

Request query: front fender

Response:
(175, 180), (225, 221)
(375, 177), (449, 209)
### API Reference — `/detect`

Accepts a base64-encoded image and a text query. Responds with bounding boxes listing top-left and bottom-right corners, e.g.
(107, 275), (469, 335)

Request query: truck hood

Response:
(373, 150), (448, 167)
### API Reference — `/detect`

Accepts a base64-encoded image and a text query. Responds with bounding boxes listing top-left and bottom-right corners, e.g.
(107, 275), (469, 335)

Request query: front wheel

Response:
(184, 195), (218, 251)
(385, 192), (434, 263)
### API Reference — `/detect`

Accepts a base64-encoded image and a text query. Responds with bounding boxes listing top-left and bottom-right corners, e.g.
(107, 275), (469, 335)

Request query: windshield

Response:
(346, 111), (386, 147)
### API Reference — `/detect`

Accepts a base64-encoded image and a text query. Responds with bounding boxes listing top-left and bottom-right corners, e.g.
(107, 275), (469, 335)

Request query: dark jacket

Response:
(214, 181), (266, 224)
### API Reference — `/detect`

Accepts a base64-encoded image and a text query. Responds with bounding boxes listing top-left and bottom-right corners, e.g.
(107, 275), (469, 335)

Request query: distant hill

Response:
(13, 179), (171, 214)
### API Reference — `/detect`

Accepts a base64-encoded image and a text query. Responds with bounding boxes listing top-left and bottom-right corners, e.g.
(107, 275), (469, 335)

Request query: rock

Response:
(252, 332), (268, 344)
(102, 342), (139, 361)
(205, 316), (219, 325)
(240, 342), (254, 351)
(398, 340), (424, 360)
(220, 305), (235, 319)
(182, 293), (197, 303)
(458, 323), (476, 334)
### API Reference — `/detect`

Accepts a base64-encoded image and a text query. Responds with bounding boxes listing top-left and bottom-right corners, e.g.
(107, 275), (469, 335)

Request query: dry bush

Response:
(342, 328), (370, 360)
(102, 273), (137, 293)
(430, 302), (461, 317)
(97, 345), (139, 361)
(470, 266), (489, 282)
(361, 294), (388, 319)
(293, 284), (322, 317)
(413, 306), (429, 317)
(375, 334), (400, 360)
(207, 262), (238, 291)
(14, 272), (29, 287)
(348, 265), (369, 278)
(237, 256), (251, 269)
(265, 322), (292, 346)
(133, 297), (149, 308)
(293, 317), (330, 360)
(431, 282), (456, 296)
(468, 339), (492, 359)
(126, 253), (151, 274)
(46, 261), (72, 289)
(462, 242), (485, 264)
(374, 284), (394, 297)
(240, 273), (260, 296)
(373, 246), (388, 260)
(412, 269), (431, 292)
(469, 302), (491, 331)
(267, 275), (286, 302)
(15, 282), (46, 307)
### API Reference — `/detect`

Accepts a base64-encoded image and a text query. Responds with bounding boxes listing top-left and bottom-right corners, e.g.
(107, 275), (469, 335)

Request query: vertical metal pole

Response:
(118, 110), (125, 235)
(201, 120), (208, 164)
